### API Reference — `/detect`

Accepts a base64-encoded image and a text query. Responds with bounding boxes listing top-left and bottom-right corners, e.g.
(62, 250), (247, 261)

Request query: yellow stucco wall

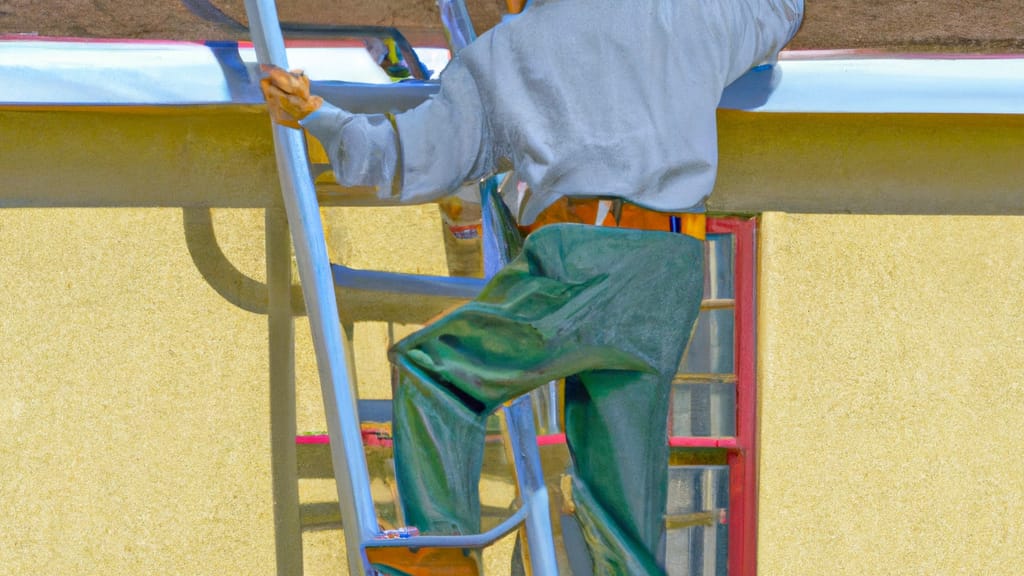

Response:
(0, 208), (280, 574)
(713, 111), (1024, 216)
(0, 207), (455, 575)
(0, 108), (460, 574)
(757, 213), (1024, 574)
(8, 104), (1024, 574)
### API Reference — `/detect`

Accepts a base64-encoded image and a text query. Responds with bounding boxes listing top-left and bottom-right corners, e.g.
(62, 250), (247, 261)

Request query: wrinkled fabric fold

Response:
(390, 223), (704, 573)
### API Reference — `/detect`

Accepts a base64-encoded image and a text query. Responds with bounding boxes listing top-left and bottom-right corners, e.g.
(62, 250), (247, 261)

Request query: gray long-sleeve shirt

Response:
(302, 0), (803, 225)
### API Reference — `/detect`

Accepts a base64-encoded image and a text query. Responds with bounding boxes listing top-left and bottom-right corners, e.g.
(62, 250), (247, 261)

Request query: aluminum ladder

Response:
(241, 0), (558, 573)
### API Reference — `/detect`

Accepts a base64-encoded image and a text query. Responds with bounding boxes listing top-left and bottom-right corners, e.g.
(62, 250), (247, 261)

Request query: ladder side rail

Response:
(243, 1), (378, 574)
(481, 177), (560, 575)
(437, 0), (478, 52)
(503, 398), (559, 575)
(491, 170), (564, 441)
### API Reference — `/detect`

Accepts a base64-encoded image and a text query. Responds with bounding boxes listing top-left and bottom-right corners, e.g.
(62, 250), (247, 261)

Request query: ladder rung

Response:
(332, 263), (486, 299)
(364, 505), (528, 550)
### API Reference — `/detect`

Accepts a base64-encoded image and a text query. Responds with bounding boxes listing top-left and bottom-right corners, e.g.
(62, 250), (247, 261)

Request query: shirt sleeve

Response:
(299, 102), (400, 197)
(721, 0), (804, 85)
(300, 58), (496, 204)
(391, 59), (497, 203)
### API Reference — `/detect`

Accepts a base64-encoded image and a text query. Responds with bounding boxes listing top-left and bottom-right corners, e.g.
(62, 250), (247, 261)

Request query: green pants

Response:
(390, 223), (704, 574)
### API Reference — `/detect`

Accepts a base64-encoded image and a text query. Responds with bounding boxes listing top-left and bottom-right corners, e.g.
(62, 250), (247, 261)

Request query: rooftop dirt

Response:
(2, 0), (1024, 53)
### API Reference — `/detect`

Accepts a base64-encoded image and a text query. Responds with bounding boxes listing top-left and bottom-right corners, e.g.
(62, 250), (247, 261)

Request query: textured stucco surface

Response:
(757, 213), (1024, 575)
(0, 108), (281, 209)
(0, 108), (460, 573)
(0, 208), (279, 574)
(712, 112), (1024, 216)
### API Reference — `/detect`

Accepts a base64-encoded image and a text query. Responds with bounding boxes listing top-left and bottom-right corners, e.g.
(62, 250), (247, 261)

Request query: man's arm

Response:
(299, 103), (402, 196)
(261, 61), (496, 204)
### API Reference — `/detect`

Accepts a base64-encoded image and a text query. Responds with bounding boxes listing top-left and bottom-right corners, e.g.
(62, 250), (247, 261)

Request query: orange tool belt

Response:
(523, 197), (706, 241)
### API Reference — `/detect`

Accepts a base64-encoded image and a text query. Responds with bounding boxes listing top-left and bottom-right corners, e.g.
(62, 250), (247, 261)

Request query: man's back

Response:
(457, 0), (803, 222)
(393, 0), (803, 223)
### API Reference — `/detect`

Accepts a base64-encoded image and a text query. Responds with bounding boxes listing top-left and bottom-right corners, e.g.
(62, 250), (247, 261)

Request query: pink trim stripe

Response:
(668, 437), (739, 449)
(0, 35), (203, 45)
(536, 433), (566, 447)
(298, 432), (739, 450)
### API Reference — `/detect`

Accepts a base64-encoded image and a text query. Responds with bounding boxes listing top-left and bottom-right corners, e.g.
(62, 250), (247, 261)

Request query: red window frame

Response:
(667, 216), (758, 576)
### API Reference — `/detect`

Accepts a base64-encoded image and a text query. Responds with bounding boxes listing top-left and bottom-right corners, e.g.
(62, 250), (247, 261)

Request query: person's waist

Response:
(524, 197), (706, 241)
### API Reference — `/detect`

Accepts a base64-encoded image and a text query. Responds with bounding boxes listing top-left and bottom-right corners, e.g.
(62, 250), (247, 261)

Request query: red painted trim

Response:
(296, 432), (394, 448)
(536, 433), (567, 447)
(0, 35), (448, 50)
(361, 431), (394, 449)
(301, 431), (741, 450)
(780, 48), (1024, 61)
(235, 39), (376, 49)
(668, 437), (739, 449)
(0, 35), (205, 45)
(706, 218), (741, 235)
(727, 217), (759, 576)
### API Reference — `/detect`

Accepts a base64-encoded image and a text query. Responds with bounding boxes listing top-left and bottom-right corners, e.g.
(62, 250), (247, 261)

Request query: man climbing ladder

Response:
(261, 0), (803, 573)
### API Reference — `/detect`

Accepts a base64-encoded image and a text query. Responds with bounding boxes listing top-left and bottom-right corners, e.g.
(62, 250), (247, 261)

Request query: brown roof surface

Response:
(3, 0), (1023, 53)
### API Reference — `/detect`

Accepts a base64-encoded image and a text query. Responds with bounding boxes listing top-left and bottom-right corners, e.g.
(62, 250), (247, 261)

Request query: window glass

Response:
(665, 466), (730, 576)
(679, 308), (735, 375)
(703, 234), (735, 300)
(671, 382), (736, 437)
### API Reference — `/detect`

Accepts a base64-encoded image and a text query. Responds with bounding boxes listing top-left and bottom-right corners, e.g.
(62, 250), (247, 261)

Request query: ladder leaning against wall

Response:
(241, 0), (557, 573)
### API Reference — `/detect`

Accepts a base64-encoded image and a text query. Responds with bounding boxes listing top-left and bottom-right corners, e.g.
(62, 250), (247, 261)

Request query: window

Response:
(666, 217), (758, 576)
